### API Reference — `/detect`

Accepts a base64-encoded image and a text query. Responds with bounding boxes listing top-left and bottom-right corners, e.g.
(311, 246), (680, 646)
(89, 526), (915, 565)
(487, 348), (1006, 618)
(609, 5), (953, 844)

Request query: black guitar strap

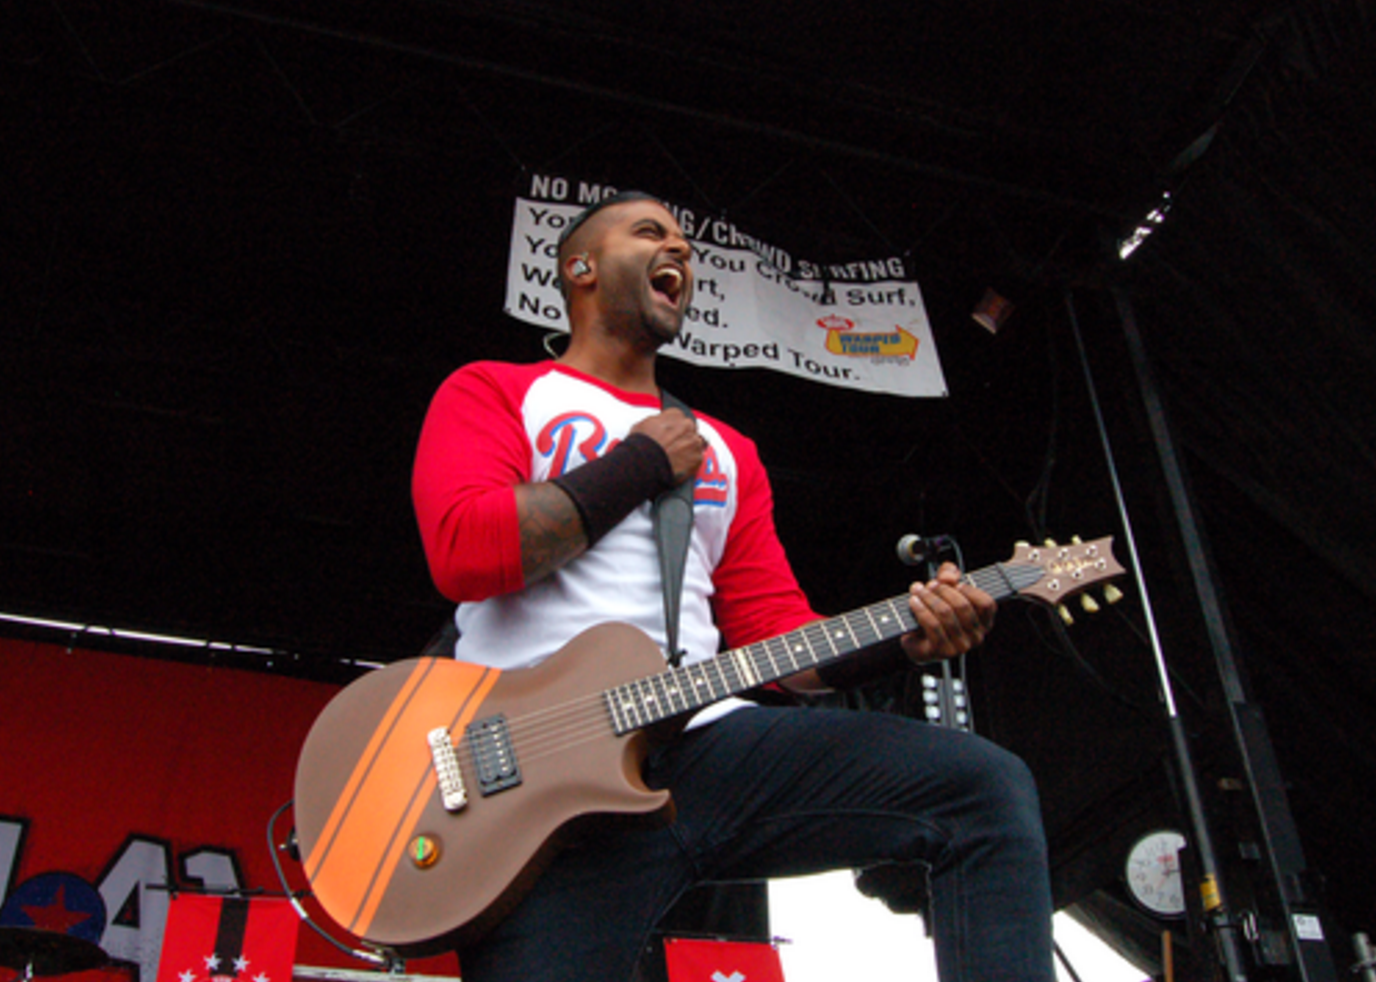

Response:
(654, 389), (695, 667)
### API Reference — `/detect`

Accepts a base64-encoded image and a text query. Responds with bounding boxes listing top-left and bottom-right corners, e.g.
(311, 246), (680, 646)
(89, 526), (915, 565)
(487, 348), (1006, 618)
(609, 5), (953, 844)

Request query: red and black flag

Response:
(156, 896), (298, 982)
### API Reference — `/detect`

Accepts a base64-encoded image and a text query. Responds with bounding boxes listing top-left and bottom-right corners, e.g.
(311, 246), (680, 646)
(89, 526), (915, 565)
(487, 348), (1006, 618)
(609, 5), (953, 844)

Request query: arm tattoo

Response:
(516, 482), (588, 584)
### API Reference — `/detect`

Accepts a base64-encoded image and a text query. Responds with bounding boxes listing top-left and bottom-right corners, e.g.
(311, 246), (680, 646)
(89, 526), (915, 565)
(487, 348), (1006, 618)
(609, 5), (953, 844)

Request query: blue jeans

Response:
(457, 706), (1055, 982)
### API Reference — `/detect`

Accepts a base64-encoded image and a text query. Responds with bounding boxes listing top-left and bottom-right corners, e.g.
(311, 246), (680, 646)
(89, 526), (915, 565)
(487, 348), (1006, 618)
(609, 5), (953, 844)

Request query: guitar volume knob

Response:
(409, 833), (441, 869)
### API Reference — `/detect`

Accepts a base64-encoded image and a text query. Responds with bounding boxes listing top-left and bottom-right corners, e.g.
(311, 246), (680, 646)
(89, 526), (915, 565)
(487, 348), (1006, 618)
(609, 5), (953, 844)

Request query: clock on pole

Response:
(1124, 829), (1188, 919)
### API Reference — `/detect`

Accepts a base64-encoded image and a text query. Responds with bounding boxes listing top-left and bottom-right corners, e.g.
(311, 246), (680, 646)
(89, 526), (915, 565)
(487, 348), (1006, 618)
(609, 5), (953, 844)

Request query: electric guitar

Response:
(293, 537), (1124, 953)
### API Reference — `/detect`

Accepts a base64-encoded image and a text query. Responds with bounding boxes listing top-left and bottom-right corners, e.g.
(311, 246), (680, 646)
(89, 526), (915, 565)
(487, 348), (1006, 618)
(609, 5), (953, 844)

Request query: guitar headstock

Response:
(1006, 536), (1126, 620)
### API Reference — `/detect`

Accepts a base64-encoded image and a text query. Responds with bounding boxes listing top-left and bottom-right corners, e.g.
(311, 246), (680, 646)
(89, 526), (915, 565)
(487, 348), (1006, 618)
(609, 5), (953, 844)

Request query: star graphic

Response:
(180, 970), (198, 982)
(234, 956), (250, 973)
(204, 954), (221, 972)
(20, 884), (94, 934)
(253, 973), (271, 982)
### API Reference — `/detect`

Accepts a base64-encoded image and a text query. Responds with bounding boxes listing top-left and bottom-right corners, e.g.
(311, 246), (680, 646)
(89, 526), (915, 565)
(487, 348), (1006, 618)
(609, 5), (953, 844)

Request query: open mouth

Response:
(650, 266), (686, 306)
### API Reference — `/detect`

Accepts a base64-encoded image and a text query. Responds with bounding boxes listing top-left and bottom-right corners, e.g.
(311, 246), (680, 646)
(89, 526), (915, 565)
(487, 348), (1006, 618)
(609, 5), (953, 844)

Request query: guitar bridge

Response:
(427, 727), (469, 812)
(466, 714), (522, 796)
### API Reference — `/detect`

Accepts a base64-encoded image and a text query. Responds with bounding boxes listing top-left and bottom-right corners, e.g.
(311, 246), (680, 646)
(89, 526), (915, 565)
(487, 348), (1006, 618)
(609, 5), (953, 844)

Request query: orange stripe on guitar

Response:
(349, 664), (500, 937)
(306, 659), (500, 937)
(304, 658), (436, 885)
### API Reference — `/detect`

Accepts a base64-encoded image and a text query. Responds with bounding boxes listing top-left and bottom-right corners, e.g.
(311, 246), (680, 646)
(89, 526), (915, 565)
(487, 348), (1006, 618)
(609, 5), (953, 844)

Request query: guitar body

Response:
(294, 536), (1124, 954)
(293, 622), (673, 953)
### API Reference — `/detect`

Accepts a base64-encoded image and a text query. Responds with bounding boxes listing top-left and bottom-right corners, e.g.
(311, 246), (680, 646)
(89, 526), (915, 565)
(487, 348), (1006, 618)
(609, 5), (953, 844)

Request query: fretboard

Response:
(603, 561), (1036, 734)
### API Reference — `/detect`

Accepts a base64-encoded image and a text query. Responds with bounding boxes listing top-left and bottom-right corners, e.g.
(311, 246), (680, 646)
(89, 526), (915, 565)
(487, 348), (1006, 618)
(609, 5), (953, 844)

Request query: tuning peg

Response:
(1015, 540), (1030, 549)
(1044, 538), (1058, 548)
(1104, 584), (1124, 605)
(1071, 535), (1083, 544)
(1056, 603), (1073, 625)
(1080, 594), (1101, 614)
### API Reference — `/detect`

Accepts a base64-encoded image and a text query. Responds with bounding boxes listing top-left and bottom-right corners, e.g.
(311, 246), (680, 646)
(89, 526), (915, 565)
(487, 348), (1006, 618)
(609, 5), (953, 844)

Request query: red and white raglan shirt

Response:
(412, 361), (821, 726)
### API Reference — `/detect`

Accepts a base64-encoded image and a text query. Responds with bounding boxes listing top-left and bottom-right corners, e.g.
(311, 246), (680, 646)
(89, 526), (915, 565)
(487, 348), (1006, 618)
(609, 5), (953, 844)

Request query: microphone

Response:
(895, 533), (953, 566)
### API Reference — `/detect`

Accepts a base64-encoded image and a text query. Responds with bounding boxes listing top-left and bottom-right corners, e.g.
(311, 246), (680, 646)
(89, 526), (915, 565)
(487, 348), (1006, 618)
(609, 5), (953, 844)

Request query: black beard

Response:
(603, 294), (680, 351)
(641, 307), (683, 346)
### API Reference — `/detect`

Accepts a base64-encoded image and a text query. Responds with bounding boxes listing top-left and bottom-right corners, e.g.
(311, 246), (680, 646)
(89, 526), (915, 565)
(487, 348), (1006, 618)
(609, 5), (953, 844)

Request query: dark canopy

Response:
(4, 2), (1374, 977)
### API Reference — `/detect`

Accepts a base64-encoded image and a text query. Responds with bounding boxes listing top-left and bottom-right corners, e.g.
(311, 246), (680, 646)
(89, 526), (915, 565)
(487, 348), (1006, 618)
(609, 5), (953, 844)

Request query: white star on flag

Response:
(665, 938), (784, 982)
(204, 955), (221, 972)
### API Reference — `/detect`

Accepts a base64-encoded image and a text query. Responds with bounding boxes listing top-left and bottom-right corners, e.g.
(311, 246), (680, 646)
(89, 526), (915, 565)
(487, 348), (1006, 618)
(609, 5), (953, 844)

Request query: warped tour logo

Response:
(817, 315), (919, 360)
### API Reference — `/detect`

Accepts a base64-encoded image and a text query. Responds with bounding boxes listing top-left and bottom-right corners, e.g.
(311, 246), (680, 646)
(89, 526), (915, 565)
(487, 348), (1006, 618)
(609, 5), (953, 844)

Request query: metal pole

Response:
(1106, 287), (1339, 982)
(1063, 290), (1251, 982)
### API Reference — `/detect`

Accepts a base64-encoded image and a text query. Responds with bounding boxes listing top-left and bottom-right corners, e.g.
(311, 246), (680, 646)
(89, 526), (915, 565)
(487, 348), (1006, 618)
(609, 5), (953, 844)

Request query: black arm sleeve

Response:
(550, 432), (675, 545)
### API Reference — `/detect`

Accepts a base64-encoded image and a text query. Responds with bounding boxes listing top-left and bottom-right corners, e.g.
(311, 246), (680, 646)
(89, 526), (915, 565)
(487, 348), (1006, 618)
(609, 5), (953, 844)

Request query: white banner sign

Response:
(503, 176), (948, 398)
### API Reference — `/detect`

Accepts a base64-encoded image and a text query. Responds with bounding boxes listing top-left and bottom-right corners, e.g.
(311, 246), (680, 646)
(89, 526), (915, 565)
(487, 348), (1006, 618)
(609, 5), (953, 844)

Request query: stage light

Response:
(1117, 190), (1173, 260)
(971, 288), (1015, 334)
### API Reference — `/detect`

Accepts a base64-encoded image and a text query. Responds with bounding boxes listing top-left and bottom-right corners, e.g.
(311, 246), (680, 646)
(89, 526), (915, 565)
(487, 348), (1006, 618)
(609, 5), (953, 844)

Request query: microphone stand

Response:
(1064, 290), (1252, 982)
(1099, 287), (1339, 982)
(896, 536), (971, 733)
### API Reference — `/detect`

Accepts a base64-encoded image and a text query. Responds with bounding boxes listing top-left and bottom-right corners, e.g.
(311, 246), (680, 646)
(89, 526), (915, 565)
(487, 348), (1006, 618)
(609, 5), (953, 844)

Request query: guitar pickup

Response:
(427, 727), (469, 812)
(466, 714), (522, 796)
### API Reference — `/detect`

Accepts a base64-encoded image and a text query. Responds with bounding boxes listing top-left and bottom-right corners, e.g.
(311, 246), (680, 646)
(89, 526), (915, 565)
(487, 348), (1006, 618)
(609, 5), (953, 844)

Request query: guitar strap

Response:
(654, 389), (695, 668)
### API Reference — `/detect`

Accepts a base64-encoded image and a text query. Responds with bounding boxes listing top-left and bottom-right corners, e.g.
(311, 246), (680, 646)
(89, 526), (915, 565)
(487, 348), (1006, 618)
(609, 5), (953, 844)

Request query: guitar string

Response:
(505, 628), (853, 757)
(481, 595), (923, 763)
(462, 558), (1073, 759)
(481, 654), (844, 773)
(466, 584), (943, 751)
(468, 658), (723, 745)
(494, 616), (851, 758)
(492, 627), (894, 769)
(462, 561), (1069, 771)
(487, 602), (911, 765)
(472, 623), (818, 755)
(499, 674), (700, 761)
(476, 557), (1054, 754)
(470, 559), (1114, 780)
(484, 653), (755, 765)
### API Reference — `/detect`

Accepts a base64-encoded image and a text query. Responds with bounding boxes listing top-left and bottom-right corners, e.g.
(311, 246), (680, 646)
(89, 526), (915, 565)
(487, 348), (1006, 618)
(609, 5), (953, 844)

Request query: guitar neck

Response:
(603, 561), (1037, 734)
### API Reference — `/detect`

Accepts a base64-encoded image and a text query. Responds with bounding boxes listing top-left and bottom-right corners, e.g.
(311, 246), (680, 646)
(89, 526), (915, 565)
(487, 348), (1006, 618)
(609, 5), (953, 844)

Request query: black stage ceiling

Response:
(4, 2), (1375, 978)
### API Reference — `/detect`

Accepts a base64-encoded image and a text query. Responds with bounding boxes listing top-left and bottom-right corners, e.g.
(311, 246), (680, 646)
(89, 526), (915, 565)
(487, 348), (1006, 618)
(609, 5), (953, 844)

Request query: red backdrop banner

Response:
(0, 640), (458, 982)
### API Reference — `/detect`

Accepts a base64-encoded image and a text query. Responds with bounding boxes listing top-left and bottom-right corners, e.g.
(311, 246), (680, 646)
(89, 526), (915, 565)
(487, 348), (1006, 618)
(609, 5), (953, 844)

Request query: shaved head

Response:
(558, 190), (662, 253)
(556, 190), (664, 299)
